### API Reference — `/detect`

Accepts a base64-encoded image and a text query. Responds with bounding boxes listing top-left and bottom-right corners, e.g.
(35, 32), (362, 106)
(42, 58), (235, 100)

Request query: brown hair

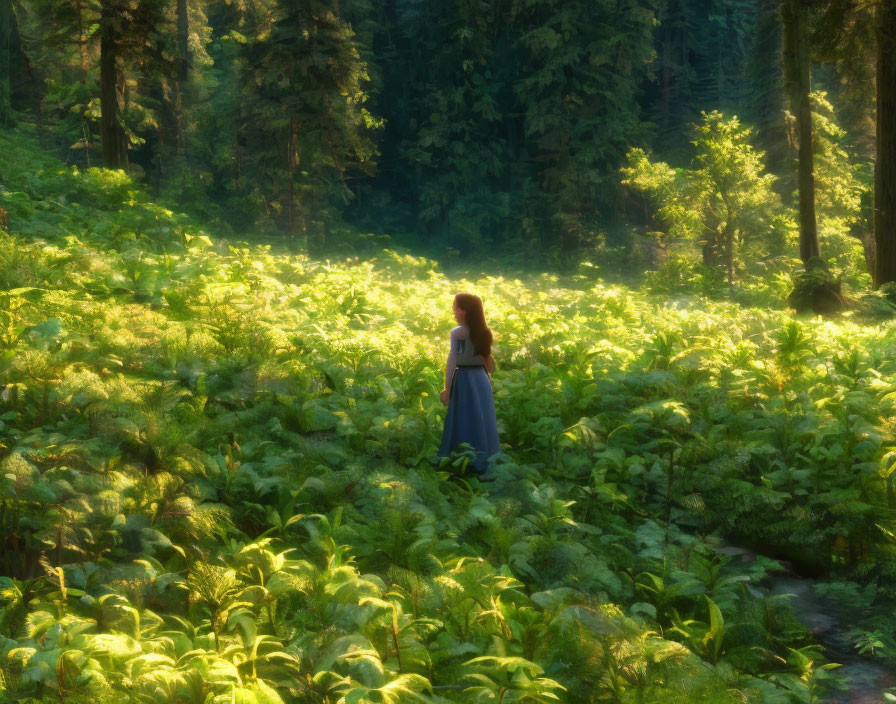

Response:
(455, 293), (494, 365)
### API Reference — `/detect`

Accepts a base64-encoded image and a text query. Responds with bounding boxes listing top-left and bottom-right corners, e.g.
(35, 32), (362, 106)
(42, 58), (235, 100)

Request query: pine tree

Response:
(243, 0), (380, 244)
(99, 0), (129, 168)
(810, 0), (876, 161)
(781, 0), (819, 263)
(647, 0), (759, 162)
(745, 0), (790, 194)
(0, 0), (38, 126)
(781, 0), (846, 312)
(873, 0), (896, 287)
(0, 0), (18, 127)
(511, 0), (658, 261)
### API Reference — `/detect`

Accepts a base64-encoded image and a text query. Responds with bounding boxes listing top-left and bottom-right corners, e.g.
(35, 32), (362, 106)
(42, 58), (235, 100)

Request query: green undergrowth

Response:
(2, 128), (896, 703)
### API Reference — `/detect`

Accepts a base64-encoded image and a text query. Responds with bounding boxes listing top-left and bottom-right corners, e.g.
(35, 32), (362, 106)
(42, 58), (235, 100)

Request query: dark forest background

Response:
(1, 0), (893, 287)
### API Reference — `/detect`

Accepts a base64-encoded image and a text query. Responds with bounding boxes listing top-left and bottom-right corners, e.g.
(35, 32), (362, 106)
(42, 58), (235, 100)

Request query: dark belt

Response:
(457, 364), (484, 368)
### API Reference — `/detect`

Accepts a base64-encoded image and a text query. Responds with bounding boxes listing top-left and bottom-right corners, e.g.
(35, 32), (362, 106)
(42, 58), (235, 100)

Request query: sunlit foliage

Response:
(2, 129), (895, 703)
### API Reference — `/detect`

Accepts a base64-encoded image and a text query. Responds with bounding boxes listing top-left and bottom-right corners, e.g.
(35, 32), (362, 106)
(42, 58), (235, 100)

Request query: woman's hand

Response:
(440, 388), (450, 406)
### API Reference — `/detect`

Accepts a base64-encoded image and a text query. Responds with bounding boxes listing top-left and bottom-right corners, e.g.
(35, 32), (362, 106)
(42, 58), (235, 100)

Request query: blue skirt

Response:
(438, 366), (500, 473)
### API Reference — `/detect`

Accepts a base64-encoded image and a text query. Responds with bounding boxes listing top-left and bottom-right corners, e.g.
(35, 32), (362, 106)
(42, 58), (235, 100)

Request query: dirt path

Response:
(717, 547), (896, 702)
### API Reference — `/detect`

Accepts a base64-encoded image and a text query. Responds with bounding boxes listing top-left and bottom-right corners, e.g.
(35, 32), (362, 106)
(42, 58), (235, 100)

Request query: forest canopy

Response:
(0, 0), (883, 276)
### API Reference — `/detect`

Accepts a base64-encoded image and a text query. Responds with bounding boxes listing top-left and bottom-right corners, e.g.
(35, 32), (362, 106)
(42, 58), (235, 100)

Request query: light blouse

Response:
(445, 324), (486, 390)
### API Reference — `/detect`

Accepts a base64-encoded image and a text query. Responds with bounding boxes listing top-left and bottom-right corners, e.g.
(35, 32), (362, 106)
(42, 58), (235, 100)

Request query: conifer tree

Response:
(0, 0), (35, 127)
(781, 0), (819, 263)
(781, 0), (845, 312)
(746, 0), (790, 195)
(873, 0), (896, 287)
(99, 0), (128, 168)
(242, 0), (380, 243)
(0, 0), (18, 127)
(511, 0), (658, 261)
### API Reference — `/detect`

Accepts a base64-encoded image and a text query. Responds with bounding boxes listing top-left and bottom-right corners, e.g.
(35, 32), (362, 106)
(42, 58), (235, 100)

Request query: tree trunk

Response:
(724, 227), (735, 282)
(873, 0), (896, 287)
(782, 0), (820, 264)
(100, 1), (129, 170)
(148, 79), (167, 187)
(0, 0), (36, 124)
(795, 52), (820, 261)
(701, 239), (712, 267)
(176, 0), (189, 154)
(0, 0), (16, 127)
(76, 0), (88, 79)
(288, 117), (297, 238)
(177, 0), (189, 84)
(701, 212), (720, 269)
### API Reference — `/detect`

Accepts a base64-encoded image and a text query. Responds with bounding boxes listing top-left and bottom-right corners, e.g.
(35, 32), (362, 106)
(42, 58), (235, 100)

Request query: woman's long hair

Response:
(455, 293), (493, 360)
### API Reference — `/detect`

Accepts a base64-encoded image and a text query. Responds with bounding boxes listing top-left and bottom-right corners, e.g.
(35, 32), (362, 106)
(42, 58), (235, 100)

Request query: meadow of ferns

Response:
(2, 127), (896, 703)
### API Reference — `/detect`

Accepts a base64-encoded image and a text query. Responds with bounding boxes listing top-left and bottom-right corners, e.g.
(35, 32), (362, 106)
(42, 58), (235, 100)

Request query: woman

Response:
(437, 293), (500, 474)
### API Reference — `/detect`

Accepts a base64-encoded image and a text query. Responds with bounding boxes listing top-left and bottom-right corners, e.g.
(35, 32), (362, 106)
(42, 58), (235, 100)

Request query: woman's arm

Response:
(444, 327), (458, 391)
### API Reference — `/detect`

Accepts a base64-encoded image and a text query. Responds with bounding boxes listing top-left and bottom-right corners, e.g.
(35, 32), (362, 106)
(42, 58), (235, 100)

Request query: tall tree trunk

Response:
(795, 17), (820, 263)
(873, 0), (896, 287)
(782, 0), (820, 264)
(658, 3), (672, 137)
(0, 0), (16, 127)
(288, 117), (297, 238)
(176, 0), (189, 154)
(100, 1), (129, 170)
(177, 0), (189, 84)
(0, 0), (36, 124)
(148, 79), (167, 187)
(76, 0), (88, 80)
(235, 102), (242, 193)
